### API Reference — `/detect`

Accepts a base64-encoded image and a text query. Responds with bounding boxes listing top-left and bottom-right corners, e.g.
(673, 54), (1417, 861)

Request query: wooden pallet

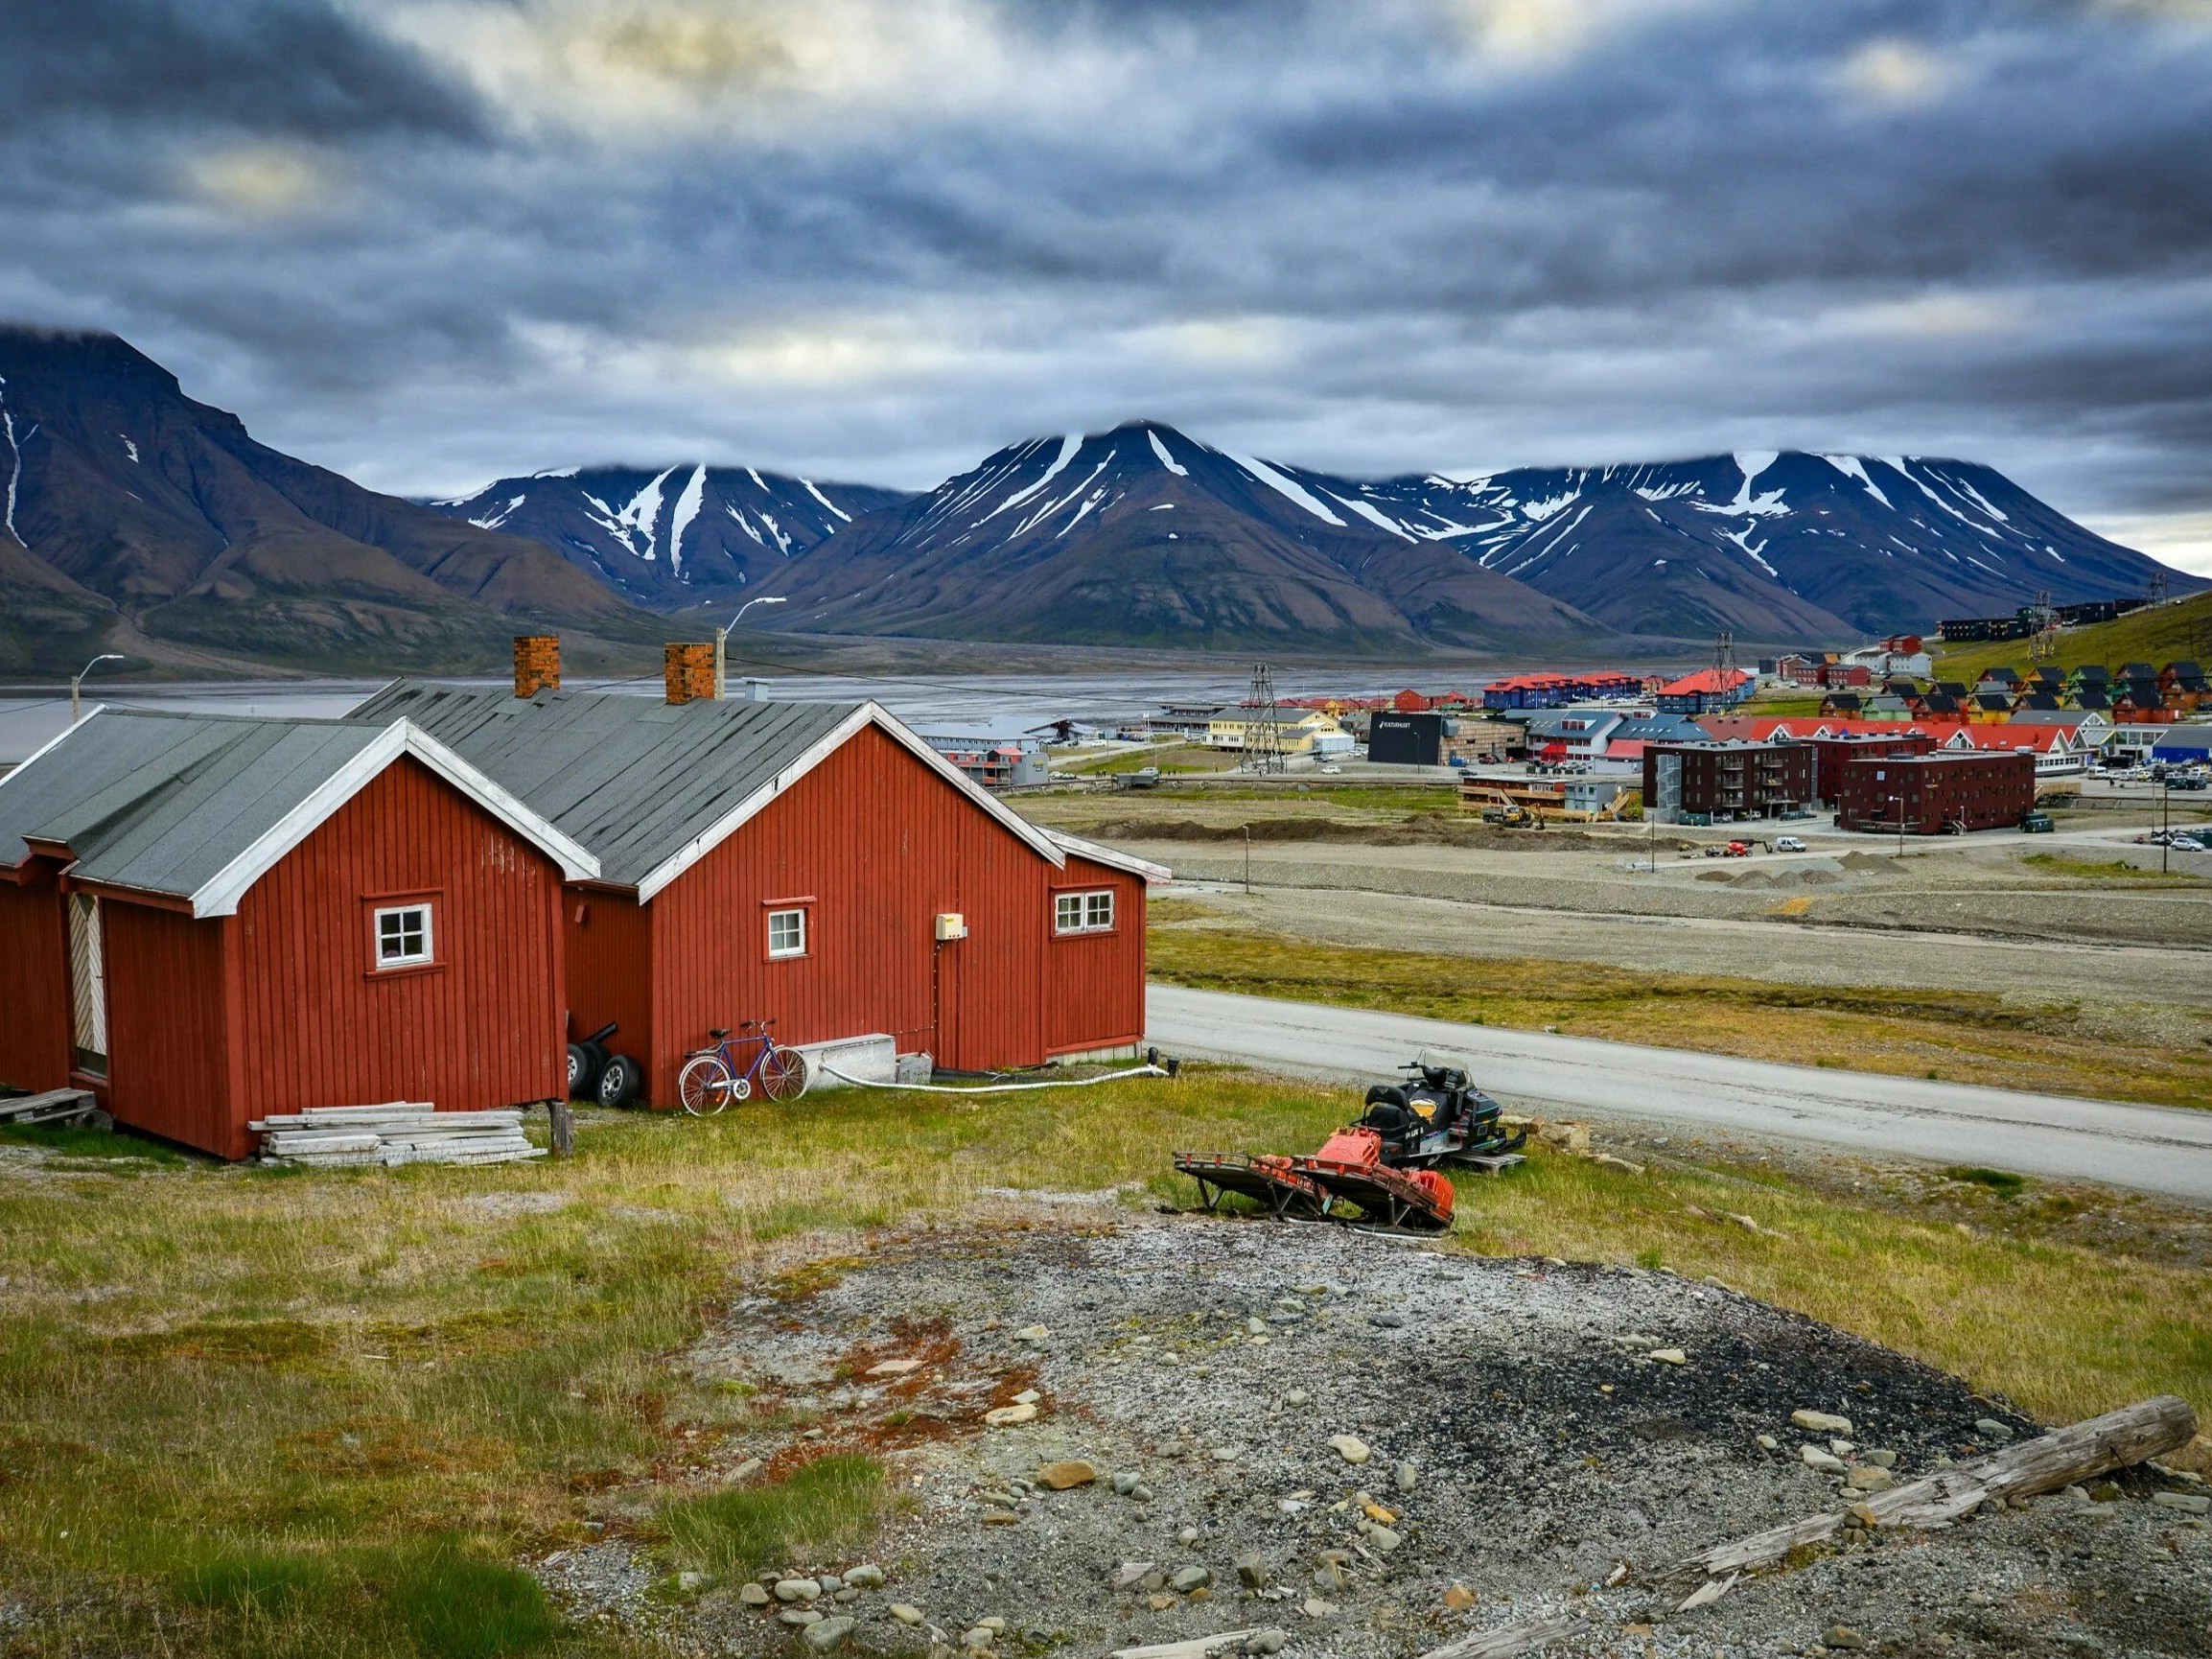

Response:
(0, 1088), (102, 1128)
(1458, 1153), (1527, 1177)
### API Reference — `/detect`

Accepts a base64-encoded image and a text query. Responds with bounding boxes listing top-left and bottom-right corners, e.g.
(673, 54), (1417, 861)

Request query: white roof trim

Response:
(190, 720), (598, 918)
(1043, 828), (1172, 884)
(634, 701), (1066, 904)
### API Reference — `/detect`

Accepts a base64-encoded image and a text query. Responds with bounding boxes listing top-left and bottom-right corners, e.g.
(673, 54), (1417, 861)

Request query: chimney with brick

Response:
(664, 642), (717, 706)
(514, 635), (561, 698)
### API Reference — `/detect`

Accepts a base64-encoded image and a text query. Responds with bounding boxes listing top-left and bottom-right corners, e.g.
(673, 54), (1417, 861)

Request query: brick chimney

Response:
(664, 642), (717, 706)
(513, 635), (561, 698)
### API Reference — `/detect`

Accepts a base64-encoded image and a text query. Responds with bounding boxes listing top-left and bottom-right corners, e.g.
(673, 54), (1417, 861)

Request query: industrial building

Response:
(0, 710), (594, 1159)
(1642, 739), (1813, 823)
(1835, 751), (2037, 834)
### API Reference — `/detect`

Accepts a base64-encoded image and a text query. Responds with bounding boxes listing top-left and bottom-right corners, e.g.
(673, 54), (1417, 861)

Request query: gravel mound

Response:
(570, 1214), (2210, 1658)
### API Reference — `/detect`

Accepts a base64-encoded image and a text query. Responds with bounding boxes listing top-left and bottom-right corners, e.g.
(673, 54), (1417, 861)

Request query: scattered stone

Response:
(1846, 1467), (1894, 1493)
(1756, 1435), (1779, 1451)
(977, 1619), (1008, 1634)
(1037, 1460), (1099, 1490)
(1866, 1449), (1898, 1469)
(1014, 1325), (1050, 1344)
(1171, 1567), (1213, 1595)
(1111, 1563), (1156, 1592)
(1329, 1435), (1372, 1464)
(1235, 1553), (1269, 1588)
(819, 1574), (844, 1592)
(1113, 1472), (1143, 1495)
(2088, 1482), (2124, 1503)
(1792, 1410), (1853, 1436)
(1286, 1389), (1310, 1407)
(1146, 1594), (1176, 1612)
(1303, 1599), (1338, 1618)
(731, 1458), (763, 1483)
(892, 1605), (925, 1625)
(1371, 1312), (1406, 1329)
(978, 1490), (1019, 1509)
(1974, 1418), (2014, 1442)
(1178, 1526), (1201, 1545)
(780, 1609), (825, 1627)
(777, 1579), (823, 1603)
(1365, 1526), (1403, 1554)
(1012, 1389), (1041, 1406)
(866, 1359), (923, 1377)
(1244, 1629), (1287, 1655)
(1825, 1628), (1868, 1651)
(1829, 1439), (1855, 1456)
(1651, 1348), (1688, 1366)
(803, 1616), (857, 1652)
(1247, 1316), (1269, 1335)
(1131, 1484), (1154, 1503)
(1847, 1502), (1880, 1529)
(2153, 1491), (2212, 1514)
(1394, 1460), (1417, 1493)
(1212, 1446), (1244, 1462)
(984, 1403), (1038, 1427)
(739, 1583), (771, 1607)
(1312, 1562), (1349, 1594)
(1801, 1446), (1849, 1475)
(982, 1512), (1018, 1528)
(844, 1565), (885, 1589)
(962, 1627), (995, 1648)
(1443, 1583), (1477, 1612)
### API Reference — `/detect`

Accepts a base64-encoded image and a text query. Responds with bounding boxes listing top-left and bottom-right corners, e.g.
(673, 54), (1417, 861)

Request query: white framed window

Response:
(374, 903), (433, 969)
(1055, 889), (1115, 935)
(767, 907), (807, 959)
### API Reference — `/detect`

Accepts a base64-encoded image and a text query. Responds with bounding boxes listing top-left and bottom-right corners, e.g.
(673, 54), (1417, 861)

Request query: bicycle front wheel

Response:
(759, 1046), (809, 1103)
(678, 1053), (738, 1116)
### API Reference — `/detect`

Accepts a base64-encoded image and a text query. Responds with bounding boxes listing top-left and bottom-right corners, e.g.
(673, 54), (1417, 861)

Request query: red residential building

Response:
(1835, 751), (2036, 834)
(0, 711), (594, 1158)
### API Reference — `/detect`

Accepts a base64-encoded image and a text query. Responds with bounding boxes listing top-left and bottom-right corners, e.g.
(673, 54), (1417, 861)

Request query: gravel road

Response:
(1146, 986), (2212, 1203)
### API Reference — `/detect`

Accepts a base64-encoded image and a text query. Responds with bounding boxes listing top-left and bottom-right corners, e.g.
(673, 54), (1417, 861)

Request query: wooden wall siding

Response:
(564, 888), (653, 1089)
(102, 902), (234, 1157)
(647, 724), (1058, 1098)
(1044, 856), (1148, 1056)
(0, 860), (75, 1093)
(234, 756), (565, 1124)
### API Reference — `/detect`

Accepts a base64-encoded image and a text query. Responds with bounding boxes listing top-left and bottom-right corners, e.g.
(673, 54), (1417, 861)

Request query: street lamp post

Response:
(1891, 793), (1905, 856)
(713, 596), (786, 700)
(71, 654), (124, 724)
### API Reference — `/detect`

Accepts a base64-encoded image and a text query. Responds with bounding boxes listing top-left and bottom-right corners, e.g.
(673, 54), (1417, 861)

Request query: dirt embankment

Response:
(1083, 816), (1690, 853)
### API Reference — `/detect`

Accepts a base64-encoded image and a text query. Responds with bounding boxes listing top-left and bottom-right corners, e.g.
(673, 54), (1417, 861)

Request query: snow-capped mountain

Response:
(770, 421), (1603, 650)
(427, 465), (915, 612)
(1296, 451), (2185, 640)
(773, 434), (2194, 646)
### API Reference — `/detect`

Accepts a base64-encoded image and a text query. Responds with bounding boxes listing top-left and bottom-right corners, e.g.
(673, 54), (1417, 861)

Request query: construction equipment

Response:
(1462, 783), (1538, 827)
(1174, 1051), (1525, 1232)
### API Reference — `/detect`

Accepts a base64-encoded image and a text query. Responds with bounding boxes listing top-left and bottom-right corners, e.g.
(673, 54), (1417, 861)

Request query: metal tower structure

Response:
(1246, 664), (1285, 775)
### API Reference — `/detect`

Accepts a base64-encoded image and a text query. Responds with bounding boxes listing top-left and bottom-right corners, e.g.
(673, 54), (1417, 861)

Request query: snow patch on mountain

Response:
(1819, 454), (1893, 509)
(1148, 428), (1190, 477)
(1224, 451), (1346, 526)
(666, 465), (707, 575)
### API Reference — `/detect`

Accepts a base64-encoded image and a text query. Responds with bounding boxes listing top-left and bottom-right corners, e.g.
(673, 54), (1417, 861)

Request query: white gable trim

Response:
(190, 720), (598, 918)
(635, 701), (1065, 904)
(0, 706), (102, 800)
(1044, 828), (1172, 884)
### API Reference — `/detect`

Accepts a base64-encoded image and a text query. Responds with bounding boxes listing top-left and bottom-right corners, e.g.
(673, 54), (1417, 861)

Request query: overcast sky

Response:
(5, 0), (2211, 572)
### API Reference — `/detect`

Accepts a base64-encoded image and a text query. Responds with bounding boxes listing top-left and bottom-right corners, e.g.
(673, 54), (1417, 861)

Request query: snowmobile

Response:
(1354, 1049), (1527, 1170)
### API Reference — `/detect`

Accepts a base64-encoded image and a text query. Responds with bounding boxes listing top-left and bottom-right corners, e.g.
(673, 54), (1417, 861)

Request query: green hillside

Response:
(1932, 590), (2212, 683)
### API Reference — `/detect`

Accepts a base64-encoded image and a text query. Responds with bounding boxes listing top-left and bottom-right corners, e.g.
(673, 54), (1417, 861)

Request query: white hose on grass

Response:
(820, 1063), (1171, 1094)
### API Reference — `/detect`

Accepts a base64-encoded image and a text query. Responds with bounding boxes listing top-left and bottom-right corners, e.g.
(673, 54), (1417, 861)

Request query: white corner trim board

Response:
(634, 701), (1066, 902)
(190, 721), (598, 917)
(1043, 828), (1173, 884)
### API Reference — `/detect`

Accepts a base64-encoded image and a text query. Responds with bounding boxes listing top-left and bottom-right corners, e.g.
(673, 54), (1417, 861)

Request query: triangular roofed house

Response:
(356, 651), (1168, 1105)
(0, 710), (595, 1157)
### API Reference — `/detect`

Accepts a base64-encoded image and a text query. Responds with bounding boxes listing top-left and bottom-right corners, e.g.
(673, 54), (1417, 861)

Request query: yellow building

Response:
(1204, 710), (1347, 755)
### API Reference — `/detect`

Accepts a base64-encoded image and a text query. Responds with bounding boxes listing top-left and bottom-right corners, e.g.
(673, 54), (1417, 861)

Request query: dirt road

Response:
(1146, 985), (2212, 1202)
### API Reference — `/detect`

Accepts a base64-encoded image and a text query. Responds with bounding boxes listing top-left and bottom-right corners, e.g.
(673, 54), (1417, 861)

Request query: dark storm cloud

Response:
(1, 0), (2209, 568)
(0, 0), (481, 139)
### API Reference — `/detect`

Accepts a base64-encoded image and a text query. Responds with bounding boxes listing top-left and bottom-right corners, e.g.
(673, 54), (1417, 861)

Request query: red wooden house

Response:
(355, 667), (1168, 1105)
(0, 710), (596, 1158)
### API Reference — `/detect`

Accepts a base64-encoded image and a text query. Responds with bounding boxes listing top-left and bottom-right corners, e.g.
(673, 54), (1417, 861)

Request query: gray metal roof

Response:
(0, 709), (388, 899)
(351, 684), (866, 890)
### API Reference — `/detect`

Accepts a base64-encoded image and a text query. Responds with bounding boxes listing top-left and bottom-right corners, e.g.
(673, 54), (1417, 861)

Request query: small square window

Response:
(768, 907), (807, 959)
(1056, 889), (1114, 935)
(375, 903), (431, 968)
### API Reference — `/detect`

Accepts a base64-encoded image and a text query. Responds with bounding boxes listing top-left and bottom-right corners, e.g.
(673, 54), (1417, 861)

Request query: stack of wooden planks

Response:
(249, 1104), (544, 1168)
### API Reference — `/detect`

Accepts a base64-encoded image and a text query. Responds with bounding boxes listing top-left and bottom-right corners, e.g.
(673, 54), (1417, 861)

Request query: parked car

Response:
(1774, 834), (1808, 852)
(1723, 841), (1752, 857)
(2173, 835), (2207, 853)
(2019, 811), (2055, 833)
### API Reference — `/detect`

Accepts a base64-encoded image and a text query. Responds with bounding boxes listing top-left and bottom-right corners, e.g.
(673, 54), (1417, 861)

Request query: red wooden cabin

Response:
(0, 710), (595, 1158)
(358, 667), (1168, 1105)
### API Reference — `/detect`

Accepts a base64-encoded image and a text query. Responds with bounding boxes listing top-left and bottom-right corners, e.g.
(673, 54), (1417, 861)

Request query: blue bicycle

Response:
(678, 1019), (810, 1113)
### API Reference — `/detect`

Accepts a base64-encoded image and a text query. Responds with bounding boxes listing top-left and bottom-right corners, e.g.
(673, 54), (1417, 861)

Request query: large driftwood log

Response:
(1415, 1612), (1583, 1659)
(1677, 1394), (2196, 1584)
(1111, 1631), (1259, 1659)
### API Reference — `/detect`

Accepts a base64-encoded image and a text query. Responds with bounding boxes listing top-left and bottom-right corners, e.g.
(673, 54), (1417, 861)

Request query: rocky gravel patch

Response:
(559, 1214), (2211, 1658)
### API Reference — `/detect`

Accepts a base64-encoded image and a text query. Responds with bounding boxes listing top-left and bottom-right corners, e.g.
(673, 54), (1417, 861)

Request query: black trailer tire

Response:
(595, 1054), (642, 1109)
(567, 1043), (599, 1097)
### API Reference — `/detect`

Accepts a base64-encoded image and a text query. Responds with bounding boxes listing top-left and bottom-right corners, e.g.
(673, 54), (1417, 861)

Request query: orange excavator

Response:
(1175, 1052), (1525, 1232)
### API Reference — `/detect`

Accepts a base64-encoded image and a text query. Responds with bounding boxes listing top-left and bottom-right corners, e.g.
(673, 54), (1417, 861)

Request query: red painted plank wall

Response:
(565, 889), (653, 1083)
(234, 756), (566, 1127)
(1044, 855), (1148, 1056)
(645, 725), (1058, 1099)
(103, 902), (234, 1157)
(0, 859), (73, 1093)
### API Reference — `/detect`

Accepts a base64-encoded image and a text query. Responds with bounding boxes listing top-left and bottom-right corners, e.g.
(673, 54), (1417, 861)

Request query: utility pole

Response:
(1892, 793), (1905, 856)
(1244, 824), (1253, 894)
(2163, 774), (2172, 876)
(71, 654), (124, 724)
